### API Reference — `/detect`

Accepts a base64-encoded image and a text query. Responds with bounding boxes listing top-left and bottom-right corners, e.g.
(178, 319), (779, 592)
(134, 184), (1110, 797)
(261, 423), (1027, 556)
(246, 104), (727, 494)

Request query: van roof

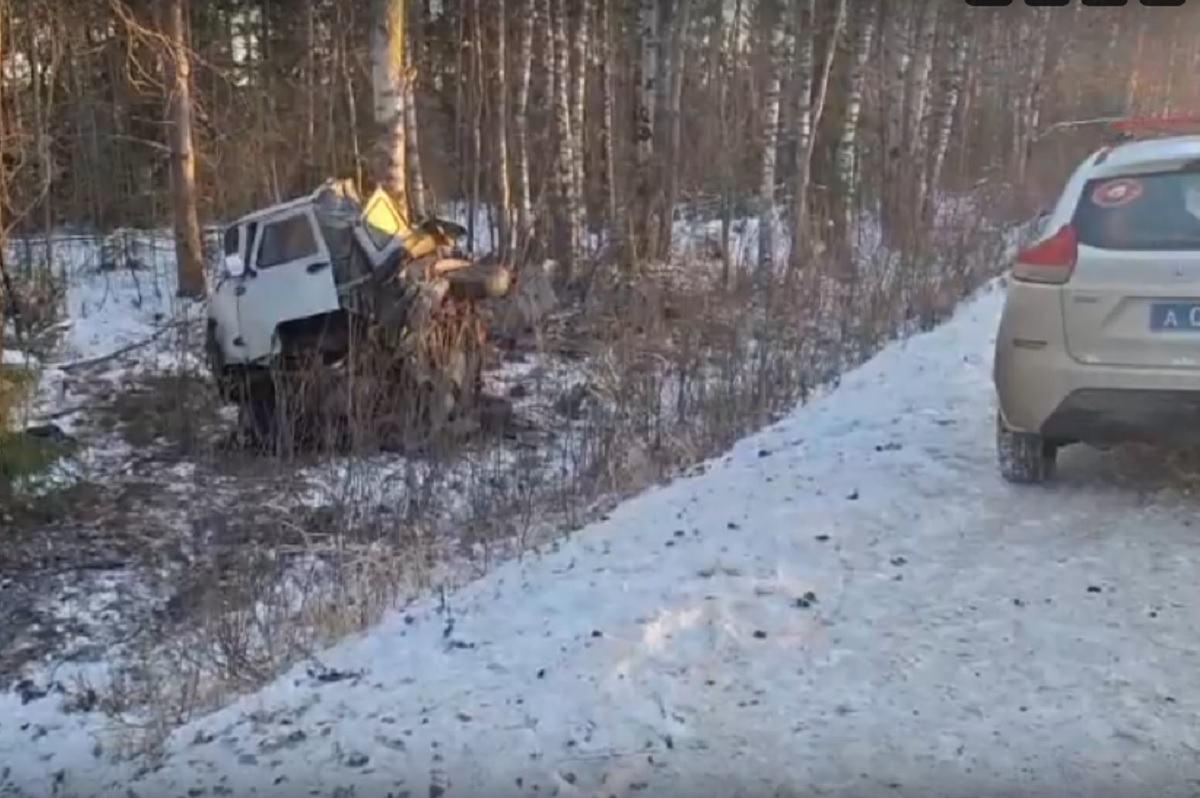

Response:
(229, 192), (318, 226)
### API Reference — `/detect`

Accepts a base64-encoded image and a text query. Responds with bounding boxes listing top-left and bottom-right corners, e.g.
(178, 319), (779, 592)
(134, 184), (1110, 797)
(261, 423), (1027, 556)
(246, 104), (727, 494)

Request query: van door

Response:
(236, 209), (341, 363)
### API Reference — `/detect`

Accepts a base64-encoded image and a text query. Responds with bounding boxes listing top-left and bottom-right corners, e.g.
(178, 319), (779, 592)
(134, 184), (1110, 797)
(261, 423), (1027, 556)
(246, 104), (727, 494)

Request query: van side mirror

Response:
(225, 252), (246, 278)
(1033, 210), (1051, 236)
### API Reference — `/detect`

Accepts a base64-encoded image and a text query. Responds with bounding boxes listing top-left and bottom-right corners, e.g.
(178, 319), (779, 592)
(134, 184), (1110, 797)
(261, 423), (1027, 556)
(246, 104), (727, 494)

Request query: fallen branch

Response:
(33, 404), (89, 423)
(31, 319), (73, 342)
(54, 320), (189, 373)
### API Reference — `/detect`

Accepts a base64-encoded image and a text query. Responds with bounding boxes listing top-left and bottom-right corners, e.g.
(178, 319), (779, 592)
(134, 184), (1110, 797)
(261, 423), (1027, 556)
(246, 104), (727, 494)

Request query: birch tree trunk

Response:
(1124, 15), (1146, 115)
(924, 20), (968, 225)
(405, 6), (427, 218)
(788, 0), (817, 269)
(879, 2), (913, 247)
(598, 0), (620, 260)
(166, 0), (205, 299)
(372, 0), (409, 215)
(904, 2), (937, 157)
(27, 5), (56, 261)
(833, 1), (876, 247)
(513, 0), (535, 254)
(659, 0), (691, 259)
(453, 8), (466, 217)
(955, 24), (976, 182)
(633, 0), (659, 265)
(541, 0), (556, 258)
(1007, 22), (1028, 178)
(570, 4), (589, 255)
(495, 0), (513, 257)
(0, 0), (12, 346)
(1160, 19), (1179, 114)
(755, 2), (788, 282)
(304, 0), (317, 178)
(905, 1), (938, 223)
(469, 0), (484, 251)
(552, 0), (578, 274)
(1024, 11), (1052, 179)
(1013, 13), (1049, 184)
(803, 0), (845, 234)
(718, 0), (745, 286)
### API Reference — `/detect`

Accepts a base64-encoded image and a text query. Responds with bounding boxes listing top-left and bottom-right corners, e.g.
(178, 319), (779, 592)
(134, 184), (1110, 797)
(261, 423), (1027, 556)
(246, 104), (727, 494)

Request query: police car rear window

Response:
(1073, 172), (1200, 251)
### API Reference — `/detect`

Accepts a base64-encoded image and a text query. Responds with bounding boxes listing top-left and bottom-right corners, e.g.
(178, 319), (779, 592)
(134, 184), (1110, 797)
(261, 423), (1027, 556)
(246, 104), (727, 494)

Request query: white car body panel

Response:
(209, 201), (342, 367)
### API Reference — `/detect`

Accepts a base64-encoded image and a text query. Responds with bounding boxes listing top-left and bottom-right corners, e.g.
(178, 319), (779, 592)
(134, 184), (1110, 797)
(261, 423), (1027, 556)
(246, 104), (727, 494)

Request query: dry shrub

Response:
(0, 243), (68, 433)
(0, 343), (38, 438)
(0, 370), (24, 432)
(0, 306), (9, 431)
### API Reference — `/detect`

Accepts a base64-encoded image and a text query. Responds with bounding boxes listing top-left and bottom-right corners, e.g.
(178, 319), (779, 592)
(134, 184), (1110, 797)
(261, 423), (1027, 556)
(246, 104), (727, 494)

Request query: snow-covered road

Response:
(7, 279), (1200, 797)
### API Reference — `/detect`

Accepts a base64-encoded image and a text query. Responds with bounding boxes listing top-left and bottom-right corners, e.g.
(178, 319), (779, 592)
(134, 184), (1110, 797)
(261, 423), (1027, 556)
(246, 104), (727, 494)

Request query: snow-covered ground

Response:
(0, 226), (607, 699)
(6, 279), (1200, 797)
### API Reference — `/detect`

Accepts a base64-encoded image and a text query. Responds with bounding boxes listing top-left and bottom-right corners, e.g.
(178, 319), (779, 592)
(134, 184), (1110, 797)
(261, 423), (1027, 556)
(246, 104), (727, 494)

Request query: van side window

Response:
(222, 226), (239, 255)
(256, 215), (318, 269)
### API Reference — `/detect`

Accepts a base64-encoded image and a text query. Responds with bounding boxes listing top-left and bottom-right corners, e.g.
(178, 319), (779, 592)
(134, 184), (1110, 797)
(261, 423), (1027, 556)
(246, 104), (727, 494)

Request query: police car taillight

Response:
(1012, 224), (1078, 285)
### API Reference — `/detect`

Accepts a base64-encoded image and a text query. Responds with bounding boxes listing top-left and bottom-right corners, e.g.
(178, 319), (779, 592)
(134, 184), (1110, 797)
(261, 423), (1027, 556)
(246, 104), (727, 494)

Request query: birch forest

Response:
(0, 0), (1192, 285)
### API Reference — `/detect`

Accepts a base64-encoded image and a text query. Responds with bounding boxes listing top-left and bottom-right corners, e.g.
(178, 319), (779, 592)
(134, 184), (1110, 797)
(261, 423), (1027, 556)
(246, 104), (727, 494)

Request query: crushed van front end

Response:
(204, 179), (513, 452)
